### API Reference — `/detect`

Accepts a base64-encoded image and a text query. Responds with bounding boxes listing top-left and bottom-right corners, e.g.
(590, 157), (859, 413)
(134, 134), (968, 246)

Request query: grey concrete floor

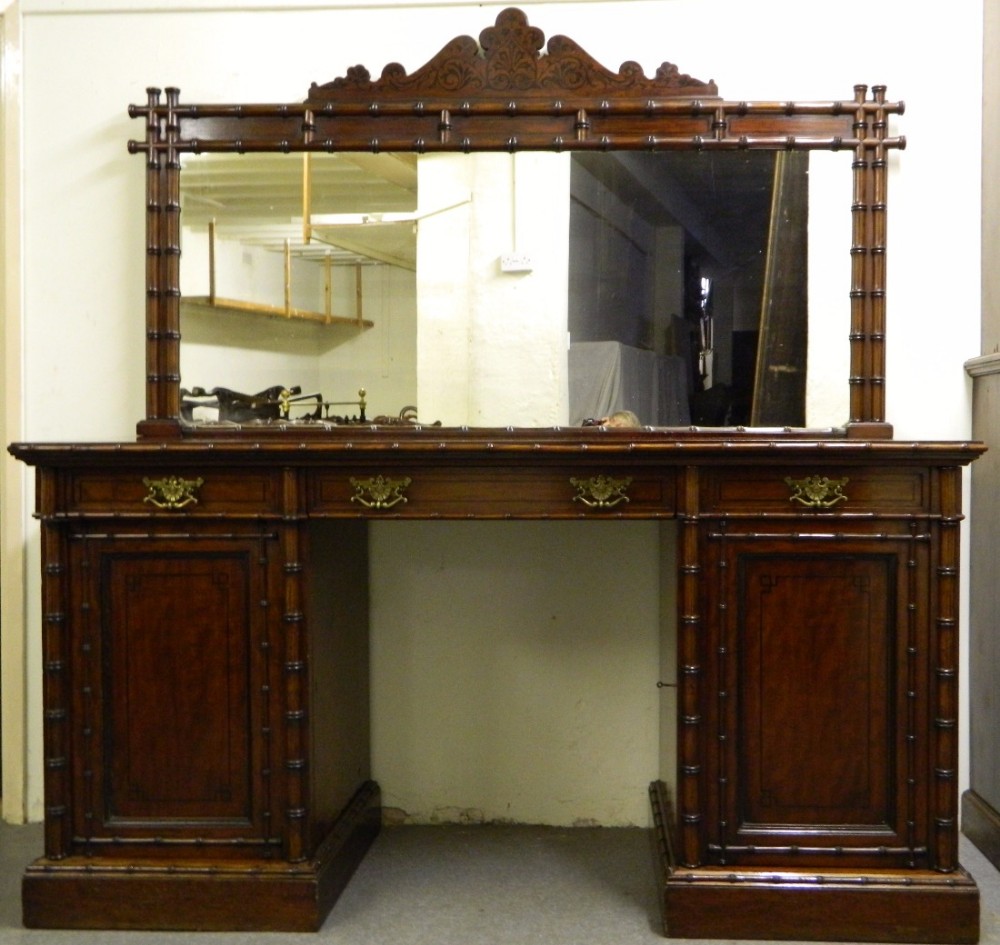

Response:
(1, 822), (998, 944)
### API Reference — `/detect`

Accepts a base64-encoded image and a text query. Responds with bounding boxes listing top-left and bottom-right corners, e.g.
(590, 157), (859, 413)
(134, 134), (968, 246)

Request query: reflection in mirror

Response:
(179, 152), (419, 423)
(179, 149), (826, 429)
(568, 150), (806, 428)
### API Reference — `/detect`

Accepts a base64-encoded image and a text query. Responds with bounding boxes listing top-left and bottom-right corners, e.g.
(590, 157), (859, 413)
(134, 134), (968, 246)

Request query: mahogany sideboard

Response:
(7, 6), (990, 939)
(8, 431), (985, 940)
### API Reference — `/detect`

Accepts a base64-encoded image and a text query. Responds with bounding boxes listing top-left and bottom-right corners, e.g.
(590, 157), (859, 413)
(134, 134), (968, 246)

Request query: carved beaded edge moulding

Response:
(306, 7), (719, 102)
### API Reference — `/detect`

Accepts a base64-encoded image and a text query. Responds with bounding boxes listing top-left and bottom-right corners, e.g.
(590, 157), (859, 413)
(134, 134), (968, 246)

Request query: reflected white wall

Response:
(807, 151), (853, 427)
(417, 152), (571, 426)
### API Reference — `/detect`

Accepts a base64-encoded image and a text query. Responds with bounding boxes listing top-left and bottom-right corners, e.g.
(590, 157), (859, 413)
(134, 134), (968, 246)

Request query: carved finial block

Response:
(307, 7), (717, 104)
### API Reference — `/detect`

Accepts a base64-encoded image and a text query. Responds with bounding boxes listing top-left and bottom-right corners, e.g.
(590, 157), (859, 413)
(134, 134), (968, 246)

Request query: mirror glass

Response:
(179, 148), (843, 429)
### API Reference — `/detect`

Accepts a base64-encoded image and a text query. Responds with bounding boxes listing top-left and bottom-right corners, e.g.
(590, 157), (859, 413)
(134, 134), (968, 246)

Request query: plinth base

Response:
(660, 865), (979, 943)
(651, 782), (980, 944)
(23, 782), (381, 932)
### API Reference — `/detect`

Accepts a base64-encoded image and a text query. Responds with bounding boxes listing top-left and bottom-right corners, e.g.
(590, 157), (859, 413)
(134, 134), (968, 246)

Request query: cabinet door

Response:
(65, 528), (282, 858)
(701, 529), (930, 870)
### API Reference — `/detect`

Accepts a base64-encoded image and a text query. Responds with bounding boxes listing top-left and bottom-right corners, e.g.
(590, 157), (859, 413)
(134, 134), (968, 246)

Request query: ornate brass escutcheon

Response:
(570, 475), (632, 509)
(785, 475), (849, 508)
(349, 475), (412, 510)
(142, 475), (205, 510)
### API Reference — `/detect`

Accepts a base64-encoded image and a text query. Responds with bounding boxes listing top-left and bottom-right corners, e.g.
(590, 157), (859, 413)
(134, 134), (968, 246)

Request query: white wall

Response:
(417, 152), (571, 426)
(1, 0), (984, 825)
(370, 520), (664, 825)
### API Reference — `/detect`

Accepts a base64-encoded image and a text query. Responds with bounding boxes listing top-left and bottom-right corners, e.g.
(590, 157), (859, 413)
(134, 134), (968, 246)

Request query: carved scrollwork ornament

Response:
(307, 7), (717, 102)
(142, 475), (205, 510)
(349, 475), (412, 510)
(785, 475), (849, 508)
(570, 475), (632, 509)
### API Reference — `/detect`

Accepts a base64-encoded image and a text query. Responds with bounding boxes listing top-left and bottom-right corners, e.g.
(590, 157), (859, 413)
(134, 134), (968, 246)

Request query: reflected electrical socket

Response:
(499, 253), (533, 273)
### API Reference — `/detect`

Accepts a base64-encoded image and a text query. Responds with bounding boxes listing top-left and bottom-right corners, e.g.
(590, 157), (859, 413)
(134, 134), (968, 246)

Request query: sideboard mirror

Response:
(129, 6), (903, 439)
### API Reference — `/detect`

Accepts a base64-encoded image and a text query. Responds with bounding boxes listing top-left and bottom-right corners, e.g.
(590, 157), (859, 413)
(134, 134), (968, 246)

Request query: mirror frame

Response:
(128, 6), (903, 440)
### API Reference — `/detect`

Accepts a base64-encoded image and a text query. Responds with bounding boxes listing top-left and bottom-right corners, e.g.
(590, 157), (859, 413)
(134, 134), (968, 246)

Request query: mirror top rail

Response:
(127, 94), (903, 157)
(127, 6), (902, 157)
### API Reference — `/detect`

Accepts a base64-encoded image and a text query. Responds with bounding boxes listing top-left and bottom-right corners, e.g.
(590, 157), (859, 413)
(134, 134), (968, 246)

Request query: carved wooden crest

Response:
(307, 7), (717, 103)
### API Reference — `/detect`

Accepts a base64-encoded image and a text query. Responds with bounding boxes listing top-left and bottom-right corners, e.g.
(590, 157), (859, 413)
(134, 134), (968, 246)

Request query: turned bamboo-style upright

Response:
(849, 83), (894, 429)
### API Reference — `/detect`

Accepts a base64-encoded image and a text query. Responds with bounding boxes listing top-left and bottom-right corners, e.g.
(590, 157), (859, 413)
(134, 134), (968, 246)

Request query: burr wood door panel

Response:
(66, 529), (282, 857)
(703, 534), (927, 870)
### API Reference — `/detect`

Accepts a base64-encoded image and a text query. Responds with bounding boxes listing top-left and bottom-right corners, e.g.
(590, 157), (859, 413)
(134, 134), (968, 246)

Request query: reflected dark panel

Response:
(568, 151), (806, 427)
(754, 151), (809, 426)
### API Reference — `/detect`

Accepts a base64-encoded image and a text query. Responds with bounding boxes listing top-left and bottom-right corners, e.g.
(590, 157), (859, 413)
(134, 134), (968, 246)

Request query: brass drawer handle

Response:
(570, 475), (632, 509)
(142, 475), (205, 510)
(350, 475), (412, 510)
(785, 475), (849, 508)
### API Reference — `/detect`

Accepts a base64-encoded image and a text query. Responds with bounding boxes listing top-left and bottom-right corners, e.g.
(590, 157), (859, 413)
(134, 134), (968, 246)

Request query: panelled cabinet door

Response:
(702, 529), (929, 871)
(65, 526), (283, 859)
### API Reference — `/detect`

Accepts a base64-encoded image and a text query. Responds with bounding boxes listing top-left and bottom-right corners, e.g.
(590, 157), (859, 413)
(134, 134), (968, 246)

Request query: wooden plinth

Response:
(660, 866), (980, 943)
(651, 783), (980, 944)
(22, 784), (381, 932)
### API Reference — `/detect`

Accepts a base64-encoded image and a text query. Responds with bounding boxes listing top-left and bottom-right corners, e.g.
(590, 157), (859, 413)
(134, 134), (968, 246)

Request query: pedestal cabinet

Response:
(659, 462), (978, 942)
(8, 435), (984, 941)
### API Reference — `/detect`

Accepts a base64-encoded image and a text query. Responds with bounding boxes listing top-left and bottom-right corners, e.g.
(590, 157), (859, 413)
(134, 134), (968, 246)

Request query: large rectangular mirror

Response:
(178, 148), (842, 430)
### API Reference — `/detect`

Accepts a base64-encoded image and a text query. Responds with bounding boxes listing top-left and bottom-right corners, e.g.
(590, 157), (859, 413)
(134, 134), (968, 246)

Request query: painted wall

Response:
(416, 152), (572, 426)
(0, 0), (983, 825)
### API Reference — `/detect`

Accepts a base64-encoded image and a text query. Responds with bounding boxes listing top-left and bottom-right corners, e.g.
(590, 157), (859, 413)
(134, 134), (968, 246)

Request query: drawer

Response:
(700, 466), (930, 515)
(308, 466), (677, 518)
(64, 469), (283, 516)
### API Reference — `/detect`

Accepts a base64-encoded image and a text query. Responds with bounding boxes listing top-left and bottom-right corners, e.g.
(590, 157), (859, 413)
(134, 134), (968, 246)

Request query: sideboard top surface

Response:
(8, 434), (987, 469)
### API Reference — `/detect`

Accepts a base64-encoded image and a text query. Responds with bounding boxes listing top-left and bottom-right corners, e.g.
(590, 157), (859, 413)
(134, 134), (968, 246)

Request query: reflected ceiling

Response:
(180, 152), (419, 269)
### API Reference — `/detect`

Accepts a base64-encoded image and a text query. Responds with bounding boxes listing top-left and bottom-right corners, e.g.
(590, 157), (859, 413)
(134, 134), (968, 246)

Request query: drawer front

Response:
(701, 466), (930, 515)
(309, 466), (677, 517)
(65, 469), (283, 516)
